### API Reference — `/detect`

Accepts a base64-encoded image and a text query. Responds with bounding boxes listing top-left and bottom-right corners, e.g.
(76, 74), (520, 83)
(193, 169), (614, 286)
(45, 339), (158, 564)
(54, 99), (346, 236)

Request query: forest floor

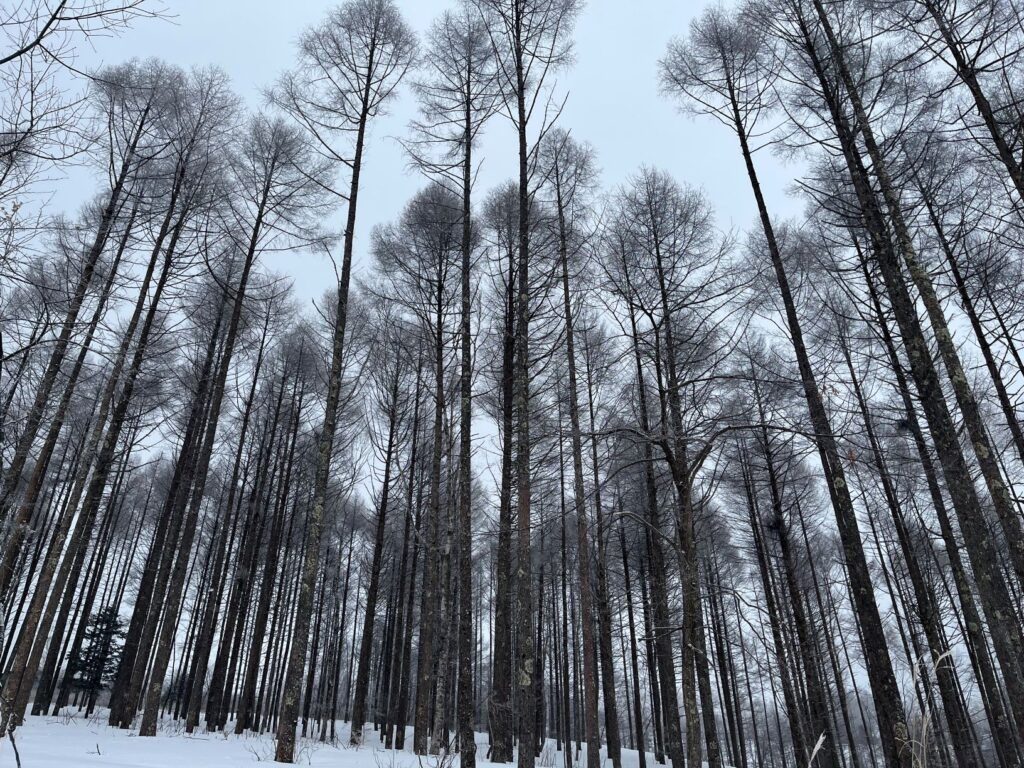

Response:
(2, 711), (664, 768)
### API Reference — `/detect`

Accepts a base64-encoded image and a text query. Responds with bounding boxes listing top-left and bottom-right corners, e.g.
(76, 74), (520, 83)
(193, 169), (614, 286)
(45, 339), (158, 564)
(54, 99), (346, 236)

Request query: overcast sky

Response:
(62, 0), (803, 304)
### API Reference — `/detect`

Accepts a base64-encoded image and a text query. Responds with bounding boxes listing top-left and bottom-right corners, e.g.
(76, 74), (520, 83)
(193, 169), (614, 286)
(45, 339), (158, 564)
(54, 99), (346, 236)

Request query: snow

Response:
(2, 712), (664, 768)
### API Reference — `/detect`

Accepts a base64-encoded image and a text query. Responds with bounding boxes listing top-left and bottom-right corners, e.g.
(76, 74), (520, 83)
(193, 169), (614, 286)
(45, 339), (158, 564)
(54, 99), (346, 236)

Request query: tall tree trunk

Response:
(488, 232), (517, 764)
(414, 297), (448, 754)
(620, 525), (648, 768)
(554, 170), (602, 768)
(274, 85), (372, 762)
(456, 99), (478, 768)
(350, 365), (401, 744)
(512, 30), (537, 768)
(623, 294), (685, 768)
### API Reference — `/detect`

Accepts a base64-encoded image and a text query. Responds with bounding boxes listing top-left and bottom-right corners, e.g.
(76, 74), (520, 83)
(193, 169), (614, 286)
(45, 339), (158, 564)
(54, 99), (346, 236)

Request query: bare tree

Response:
(0, 0), (162, 201)
(269, 1), (416, 761)
(470, 2), (580, 764)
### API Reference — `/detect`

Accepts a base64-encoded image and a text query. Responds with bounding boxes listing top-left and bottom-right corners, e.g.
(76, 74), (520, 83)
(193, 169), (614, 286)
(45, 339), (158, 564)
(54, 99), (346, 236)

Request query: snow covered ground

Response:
(3, 712), (659, 768)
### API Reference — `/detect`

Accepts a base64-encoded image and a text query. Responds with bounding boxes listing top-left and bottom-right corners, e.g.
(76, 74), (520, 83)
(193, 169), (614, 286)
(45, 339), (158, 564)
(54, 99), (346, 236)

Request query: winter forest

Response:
(2, 0), (1024, 766)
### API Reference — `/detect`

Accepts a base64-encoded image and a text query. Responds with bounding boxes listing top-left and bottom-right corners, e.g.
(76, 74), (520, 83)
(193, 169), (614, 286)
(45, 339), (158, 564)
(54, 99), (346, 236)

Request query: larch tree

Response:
(269, 1), (416, 761)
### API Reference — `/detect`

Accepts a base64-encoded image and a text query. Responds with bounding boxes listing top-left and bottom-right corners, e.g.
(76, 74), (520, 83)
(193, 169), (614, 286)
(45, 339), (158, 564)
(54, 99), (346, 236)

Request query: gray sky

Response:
(57, 0), (803, 304)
